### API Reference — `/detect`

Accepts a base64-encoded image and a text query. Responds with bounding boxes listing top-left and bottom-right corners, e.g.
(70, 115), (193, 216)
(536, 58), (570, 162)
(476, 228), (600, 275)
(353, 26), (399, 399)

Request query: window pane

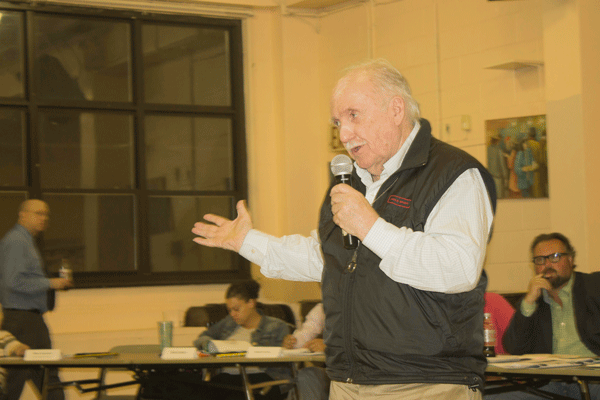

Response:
(146, 115), (233, 191)
(38, 110), (134, 189)
(42, 194), (135, 274)
(149, 195), (234, 272)
(142, 24), (231, 106)
(34, 15), (131, 102)
(0, 11), (24, 98)
(0, 108), (25, 186)
(0, 192), (27, 239)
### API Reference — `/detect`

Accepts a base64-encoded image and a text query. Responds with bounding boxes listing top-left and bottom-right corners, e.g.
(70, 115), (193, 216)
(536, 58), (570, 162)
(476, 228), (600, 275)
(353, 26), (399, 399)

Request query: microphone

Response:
(330, 154), (359, 250)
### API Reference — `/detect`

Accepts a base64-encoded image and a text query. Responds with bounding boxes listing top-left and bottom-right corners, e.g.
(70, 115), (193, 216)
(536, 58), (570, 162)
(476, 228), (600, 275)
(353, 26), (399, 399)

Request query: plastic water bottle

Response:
(59, 259), (72, 281)
(483, 312), (496, 357)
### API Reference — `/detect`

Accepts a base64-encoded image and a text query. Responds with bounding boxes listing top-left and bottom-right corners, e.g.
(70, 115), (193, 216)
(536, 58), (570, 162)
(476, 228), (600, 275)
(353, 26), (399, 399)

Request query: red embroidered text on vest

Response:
(387, 195), (411, 209)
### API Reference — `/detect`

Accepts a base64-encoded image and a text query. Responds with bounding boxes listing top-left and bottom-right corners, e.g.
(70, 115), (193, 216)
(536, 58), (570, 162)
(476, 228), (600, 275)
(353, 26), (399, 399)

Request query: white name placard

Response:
(24, 349), (62, 361)
(245, 346), (282, 358)
(161, 347), (199, 360)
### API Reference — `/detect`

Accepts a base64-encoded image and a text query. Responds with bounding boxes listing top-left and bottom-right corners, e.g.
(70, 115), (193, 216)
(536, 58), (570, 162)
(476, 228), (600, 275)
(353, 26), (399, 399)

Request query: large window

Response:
(0, 3), (249, 287)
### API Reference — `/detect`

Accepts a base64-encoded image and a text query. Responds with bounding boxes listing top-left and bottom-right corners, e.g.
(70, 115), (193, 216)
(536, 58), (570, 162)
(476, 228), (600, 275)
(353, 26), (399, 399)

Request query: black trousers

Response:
(0, 309), (64, 400)
(138, 371), (288, 400)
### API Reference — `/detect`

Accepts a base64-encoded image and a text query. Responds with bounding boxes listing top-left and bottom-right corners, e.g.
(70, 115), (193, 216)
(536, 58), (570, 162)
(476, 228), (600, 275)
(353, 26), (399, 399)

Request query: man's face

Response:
(533, 239), (574, 289)
(330, 78), (403, 176)
(19, 200), (50, 236)
(226, 296), (255, 328)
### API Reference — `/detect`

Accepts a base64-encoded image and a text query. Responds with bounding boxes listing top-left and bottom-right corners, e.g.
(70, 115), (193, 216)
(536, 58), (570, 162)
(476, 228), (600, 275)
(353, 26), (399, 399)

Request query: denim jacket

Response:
(193, 311), (290, 350)
(193, 311), (291, 382)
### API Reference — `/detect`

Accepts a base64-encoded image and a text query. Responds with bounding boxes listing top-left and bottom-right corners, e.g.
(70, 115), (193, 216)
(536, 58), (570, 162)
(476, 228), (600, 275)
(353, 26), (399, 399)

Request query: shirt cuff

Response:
(362, 218), (399, 259)
(520, 300), (537, 317)
(239, 229), (270, 265)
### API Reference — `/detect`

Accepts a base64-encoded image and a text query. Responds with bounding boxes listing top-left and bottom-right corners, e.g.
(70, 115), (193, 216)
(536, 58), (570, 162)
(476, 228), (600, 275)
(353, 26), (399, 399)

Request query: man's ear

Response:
(389, 96), (405, 125)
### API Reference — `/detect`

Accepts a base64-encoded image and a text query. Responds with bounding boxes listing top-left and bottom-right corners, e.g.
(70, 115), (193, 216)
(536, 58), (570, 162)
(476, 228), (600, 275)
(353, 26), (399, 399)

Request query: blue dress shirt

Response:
(0, 224), (51, 313)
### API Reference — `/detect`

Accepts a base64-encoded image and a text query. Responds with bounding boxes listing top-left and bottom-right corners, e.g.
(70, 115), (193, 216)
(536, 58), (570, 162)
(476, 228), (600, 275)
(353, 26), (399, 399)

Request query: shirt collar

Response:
(542, 273), (574, 304)
(355, 121), (421, 186)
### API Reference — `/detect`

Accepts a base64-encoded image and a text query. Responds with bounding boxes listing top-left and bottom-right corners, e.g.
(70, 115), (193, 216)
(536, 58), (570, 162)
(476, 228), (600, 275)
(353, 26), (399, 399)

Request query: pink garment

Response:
(484, 292), (516, 355)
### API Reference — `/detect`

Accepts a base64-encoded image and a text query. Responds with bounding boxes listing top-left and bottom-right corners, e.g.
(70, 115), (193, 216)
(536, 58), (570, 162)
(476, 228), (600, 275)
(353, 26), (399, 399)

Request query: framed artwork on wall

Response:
(330, 125), (345, 151)
(485, 115), (548, 200)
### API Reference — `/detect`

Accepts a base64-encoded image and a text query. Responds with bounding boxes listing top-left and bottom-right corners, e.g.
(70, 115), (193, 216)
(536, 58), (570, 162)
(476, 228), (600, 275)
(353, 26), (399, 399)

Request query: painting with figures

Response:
(486, 115), (548, 199)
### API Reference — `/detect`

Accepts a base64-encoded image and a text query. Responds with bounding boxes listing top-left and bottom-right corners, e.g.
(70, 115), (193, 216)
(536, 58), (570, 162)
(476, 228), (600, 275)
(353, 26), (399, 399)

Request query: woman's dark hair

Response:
(225, 280), (260, 301)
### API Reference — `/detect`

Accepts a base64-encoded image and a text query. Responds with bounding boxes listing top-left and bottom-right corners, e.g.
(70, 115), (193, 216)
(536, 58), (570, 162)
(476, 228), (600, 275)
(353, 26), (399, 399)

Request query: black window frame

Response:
(0, 2), (250, 288)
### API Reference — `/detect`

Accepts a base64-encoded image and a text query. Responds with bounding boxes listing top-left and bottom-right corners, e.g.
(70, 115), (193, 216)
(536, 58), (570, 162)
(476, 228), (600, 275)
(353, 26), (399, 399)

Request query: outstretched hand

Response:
(192, 200), (253, 253)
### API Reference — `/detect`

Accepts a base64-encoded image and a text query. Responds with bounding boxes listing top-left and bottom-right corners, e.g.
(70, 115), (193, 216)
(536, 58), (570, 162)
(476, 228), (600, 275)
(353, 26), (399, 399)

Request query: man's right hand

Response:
(50, 277), (73, 290)
(282, 334), (297, 349)
(524, 273), (553, 305)
(192, 200), (253, 253)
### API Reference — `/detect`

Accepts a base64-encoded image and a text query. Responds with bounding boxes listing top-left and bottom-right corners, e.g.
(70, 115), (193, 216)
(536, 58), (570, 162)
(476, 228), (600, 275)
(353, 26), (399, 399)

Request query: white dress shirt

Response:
(293, 303), (325, 349)
(240, 122), (494, 294)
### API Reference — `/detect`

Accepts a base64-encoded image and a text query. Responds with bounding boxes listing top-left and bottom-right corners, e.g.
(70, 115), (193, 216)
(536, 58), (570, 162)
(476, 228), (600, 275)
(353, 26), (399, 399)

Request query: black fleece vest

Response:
(318, 119), (496, 387)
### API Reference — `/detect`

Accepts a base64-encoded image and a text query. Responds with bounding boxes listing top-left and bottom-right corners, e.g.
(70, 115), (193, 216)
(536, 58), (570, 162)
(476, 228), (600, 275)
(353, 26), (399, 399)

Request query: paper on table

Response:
(161, 347), (199, 360)
(487, 355), (533, 364)
(489, 354), (597, 369)
(281, 348), (325, 356)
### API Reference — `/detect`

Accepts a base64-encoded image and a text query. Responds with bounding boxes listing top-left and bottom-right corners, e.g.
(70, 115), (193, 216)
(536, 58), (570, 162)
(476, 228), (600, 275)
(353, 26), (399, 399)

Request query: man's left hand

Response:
(305, 338), (325, 353)
(11, 343), (29, 357)
(330, 184), (379, 240)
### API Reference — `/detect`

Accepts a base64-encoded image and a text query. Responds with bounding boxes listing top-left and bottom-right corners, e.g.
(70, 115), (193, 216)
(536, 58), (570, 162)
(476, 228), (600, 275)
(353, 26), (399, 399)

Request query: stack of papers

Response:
(203, 340), (325, 358)
(206, 340), (250, 354)
(488, 354), (599, 369)
(281, 348), (325, 356)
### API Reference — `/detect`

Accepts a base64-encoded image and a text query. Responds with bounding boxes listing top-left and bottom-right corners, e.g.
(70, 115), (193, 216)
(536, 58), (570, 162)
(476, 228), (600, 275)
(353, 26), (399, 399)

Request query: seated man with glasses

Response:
(497, 232), (600, 399)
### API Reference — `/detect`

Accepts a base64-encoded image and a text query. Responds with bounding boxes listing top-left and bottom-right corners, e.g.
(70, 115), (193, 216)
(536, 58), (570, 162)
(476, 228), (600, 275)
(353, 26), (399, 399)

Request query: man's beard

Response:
(543, 270), (570, 289)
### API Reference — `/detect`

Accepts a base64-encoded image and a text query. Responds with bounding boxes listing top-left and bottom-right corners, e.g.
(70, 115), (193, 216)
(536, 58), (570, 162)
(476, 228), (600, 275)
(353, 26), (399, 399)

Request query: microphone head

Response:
(331, 154), (353, 176)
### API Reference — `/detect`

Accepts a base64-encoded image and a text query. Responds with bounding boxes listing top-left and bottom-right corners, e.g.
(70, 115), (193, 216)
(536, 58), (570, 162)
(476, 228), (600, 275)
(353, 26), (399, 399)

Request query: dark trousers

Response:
(138, 371), (288, 400)
(0, 309), (64, 400)
(202, 373), (287, 400)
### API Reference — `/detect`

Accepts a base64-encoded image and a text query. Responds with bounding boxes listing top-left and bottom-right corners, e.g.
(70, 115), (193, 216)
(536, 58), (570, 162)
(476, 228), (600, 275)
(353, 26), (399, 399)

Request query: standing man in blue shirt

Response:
(0, 199), (72, 400)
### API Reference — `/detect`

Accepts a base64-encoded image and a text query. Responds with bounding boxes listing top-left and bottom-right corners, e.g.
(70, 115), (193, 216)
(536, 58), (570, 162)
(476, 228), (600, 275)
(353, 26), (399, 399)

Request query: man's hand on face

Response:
(524, 274), (562, 307)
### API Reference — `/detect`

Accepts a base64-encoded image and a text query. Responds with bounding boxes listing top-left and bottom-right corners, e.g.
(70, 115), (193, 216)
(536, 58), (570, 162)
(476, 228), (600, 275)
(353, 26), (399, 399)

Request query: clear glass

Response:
(0, 192), (28, 239)
(148, 195), (234, 272)
(142, 24), (231, 106)
(33, 14), (132, 102)
(0, 11), (25, 98)
(38, 110), (134, 189)
(42, 194), (135, 274)
(0, 108), (25, 186)
(145, 115), (233, 191)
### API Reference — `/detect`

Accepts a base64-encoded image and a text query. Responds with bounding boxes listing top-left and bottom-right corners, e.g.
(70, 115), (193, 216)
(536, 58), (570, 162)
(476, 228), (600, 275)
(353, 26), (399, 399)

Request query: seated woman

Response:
(193, 280), (291, 400)
(138, 280), (290, 400)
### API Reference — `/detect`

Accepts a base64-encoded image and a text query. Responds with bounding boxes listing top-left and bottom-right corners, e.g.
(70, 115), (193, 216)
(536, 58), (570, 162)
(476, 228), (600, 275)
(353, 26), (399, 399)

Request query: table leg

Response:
(40, 366), (49, 400)
(576, 378), (591, 400)
(290, 362), (300, 400)
(239, 365), (255, 400)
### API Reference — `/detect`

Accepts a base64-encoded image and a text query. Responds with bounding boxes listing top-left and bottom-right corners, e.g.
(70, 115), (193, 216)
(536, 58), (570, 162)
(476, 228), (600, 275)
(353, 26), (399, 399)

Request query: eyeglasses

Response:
(532, 252), (571, 265)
